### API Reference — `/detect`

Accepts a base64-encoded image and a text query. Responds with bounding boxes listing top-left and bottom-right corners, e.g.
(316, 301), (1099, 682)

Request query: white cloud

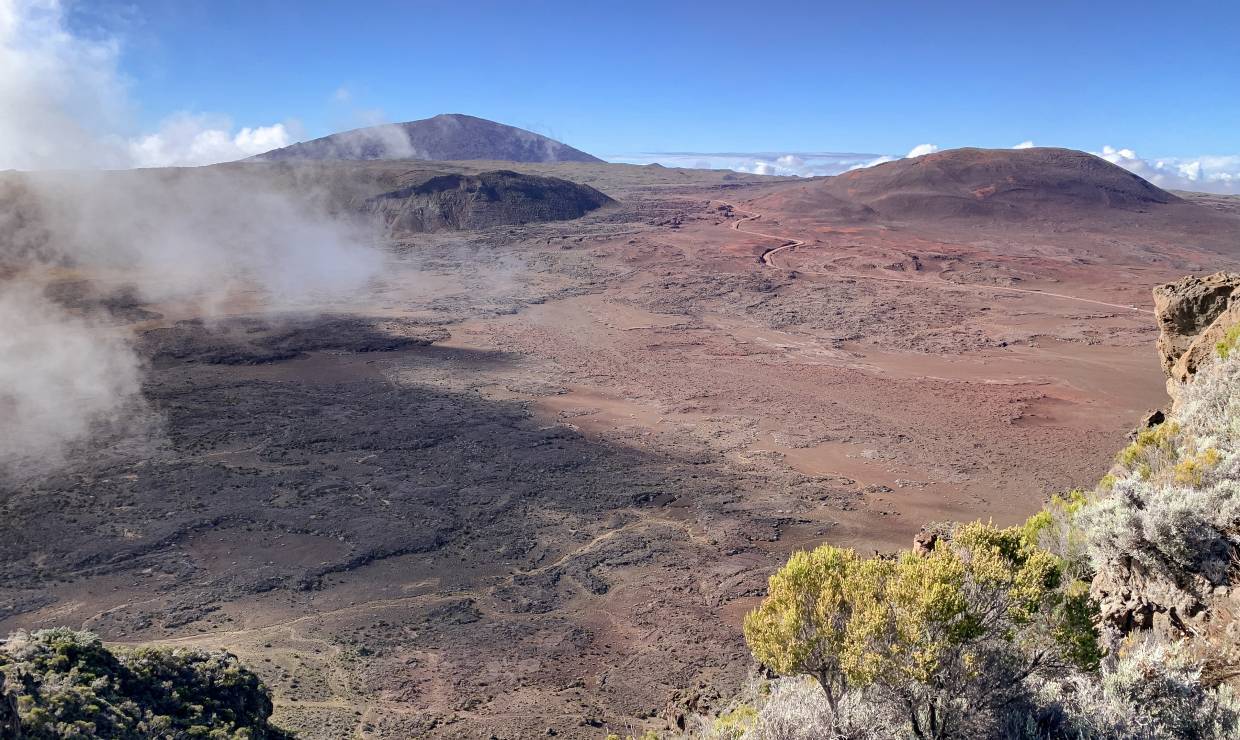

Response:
(128, 113), (293, 168)
(1095, 145), (1240, 194)
(842, 144), (937, 173)
(0, 0), (292, 170)
(0, 0), (131, 169)
(847, 155), (897, 171)
(625, 143), (1240, 194)
(0, 0), (382, 473)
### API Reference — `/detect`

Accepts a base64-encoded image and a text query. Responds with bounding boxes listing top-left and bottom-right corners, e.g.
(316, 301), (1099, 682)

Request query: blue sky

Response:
(71, 0), (1238, 157)
(4, 0), (1238, 189)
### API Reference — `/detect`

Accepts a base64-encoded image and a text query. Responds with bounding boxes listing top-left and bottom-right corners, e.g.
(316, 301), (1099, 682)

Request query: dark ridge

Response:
(363, 169), (615, 233)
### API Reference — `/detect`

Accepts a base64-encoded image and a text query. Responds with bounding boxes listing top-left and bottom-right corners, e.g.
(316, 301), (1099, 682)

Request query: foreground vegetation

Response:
(0, 629), (290, 739)
(711, 332), (1240, 739)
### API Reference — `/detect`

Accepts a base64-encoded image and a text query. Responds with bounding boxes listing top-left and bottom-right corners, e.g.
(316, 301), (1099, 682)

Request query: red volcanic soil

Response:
(2, 155), (1238, 738)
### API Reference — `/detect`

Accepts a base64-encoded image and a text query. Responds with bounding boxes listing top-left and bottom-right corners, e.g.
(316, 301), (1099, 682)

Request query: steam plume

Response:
(0, 285), (145, 475)
(0, 0), (383, 474)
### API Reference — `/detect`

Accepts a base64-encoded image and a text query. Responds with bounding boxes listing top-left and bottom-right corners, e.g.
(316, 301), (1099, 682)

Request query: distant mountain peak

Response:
(251, 114), (603, 164)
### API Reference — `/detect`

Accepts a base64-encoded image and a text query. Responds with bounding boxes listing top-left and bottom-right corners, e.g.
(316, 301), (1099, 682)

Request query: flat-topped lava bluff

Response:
(1, 147), (1238, 738)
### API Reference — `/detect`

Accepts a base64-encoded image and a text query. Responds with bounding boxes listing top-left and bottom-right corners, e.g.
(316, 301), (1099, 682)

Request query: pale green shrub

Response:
(1079, 350), (1240, 578)
(990, 637), (1240, 739)
(1096, 637), (1240, 739)
(739, 677), (898, 740)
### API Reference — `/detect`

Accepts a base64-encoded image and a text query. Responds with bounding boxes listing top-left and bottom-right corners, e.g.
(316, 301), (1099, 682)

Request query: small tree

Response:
(745, 523), (1089, 739)
(743, 545), (867, 722)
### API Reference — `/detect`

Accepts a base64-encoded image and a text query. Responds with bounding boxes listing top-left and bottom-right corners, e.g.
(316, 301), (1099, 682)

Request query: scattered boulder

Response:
(912, 530), (939, 556)
(912, 521), (954, 556)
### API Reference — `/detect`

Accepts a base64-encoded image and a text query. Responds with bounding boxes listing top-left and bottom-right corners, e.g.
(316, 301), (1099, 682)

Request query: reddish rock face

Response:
(912, 529), (939, 556)
(1153, 271), (1240, 379)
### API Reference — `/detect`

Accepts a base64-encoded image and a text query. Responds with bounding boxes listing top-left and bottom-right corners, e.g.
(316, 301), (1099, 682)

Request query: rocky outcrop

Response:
(1091, 551), (1235, 647)
(1153, 271), (1240, 386)
(364, 170), (614, 233)
(912, 522), (953, 556)
(912, 530), (939, 557)
(1090, 274), (1240, 683)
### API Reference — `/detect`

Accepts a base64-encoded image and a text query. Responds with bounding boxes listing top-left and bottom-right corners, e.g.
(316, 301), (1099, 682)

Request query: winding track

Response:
(722, 202), (1154, 315)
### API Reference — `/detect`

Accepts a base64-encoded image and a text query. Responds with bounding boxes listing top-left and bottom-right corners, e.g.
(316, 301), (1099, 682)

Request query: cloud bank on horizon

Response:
(611, 142), (1240, 195)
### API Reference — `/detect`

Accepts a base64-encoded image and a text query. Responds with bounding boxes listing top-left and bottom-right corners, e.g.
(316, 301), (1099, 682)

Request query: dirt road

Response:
(722, 201), (1154, 315)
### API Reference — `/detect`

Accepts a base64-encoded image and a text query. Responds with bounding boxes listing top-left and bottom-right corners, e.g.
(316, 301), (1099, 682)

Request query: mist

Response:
(0, 0), (385, 475)
(16, 168), (382, 306)
(0, 284), (147, 475)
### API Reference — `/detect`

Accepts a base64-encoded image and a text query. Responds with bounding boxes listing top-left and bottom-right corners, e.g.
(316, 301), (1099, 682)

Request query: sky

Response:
(4, 0), (1239, 190)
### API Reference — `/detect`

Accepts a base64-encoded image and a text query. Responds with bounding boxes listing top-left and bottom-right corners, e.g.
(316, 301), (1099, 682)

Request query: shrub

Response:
(1114, 422), (1181, 481)
(720, 638), (1238, 740)
(0, 628), (291, 739)
(1216, 322), (1240, 360)
(710, 704), (758, 739)
(741, 677), (897, 740)
(1079, 350), (1240, 579)
(744, 522), (1089, 739)
(729, 336), (1240, 739)
(1096, 636), (1240, 739)
(992, 637), (1240, 740)
(1019, 490), (1091, 578)
(742, 545), (867, 721)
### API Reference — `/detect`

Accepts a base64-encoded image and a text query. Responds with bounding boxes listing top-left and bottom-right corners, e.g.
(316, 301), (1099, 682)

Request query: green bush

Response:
(0, 628), (291, 739)
(1216, 323), (1240, 360)
(743, 522), (1091, 739)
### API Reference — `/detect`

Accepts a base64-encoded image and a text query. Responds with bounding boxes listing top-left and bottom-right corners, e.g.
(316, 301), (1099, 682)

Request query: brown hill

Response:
(251, 114), (603, 164)
(790, 147), (1180, 222)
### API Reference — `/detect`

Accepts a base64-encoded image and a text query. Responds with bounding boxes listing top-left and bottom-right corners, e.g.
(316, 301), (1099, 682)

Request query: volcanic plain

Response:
(3, 150), (1238, 738)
